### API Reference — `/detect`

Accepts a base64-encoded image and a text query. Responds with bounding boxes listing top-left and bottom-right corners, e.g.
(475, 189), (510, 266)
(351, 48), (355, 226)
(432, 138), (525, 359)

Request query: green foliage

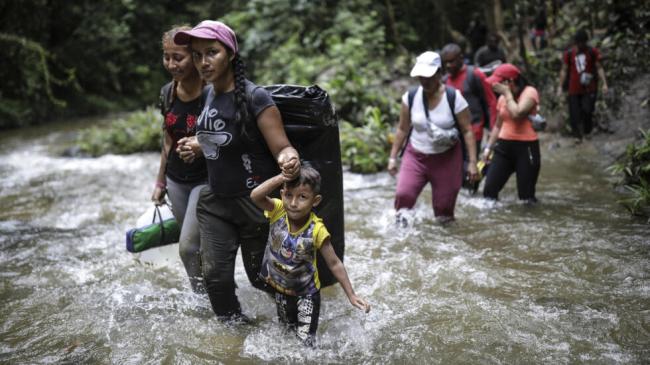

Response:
(227, 0), (398, 127)
(609, 129), (650, 218)
(340, 106), (392, 173)
(0, 0), (221, 129)
(78, 107), (162, 156)
(3, 0), (649, 177)
(524, 0), (650, 133)
(0, 32), (79, 127)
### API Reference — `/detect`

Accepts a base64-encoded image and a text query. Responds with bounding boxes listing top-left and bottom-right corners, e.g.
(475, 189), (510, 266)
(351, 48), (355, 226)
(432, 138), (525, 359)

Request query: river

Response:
(0, 119), (648, 364)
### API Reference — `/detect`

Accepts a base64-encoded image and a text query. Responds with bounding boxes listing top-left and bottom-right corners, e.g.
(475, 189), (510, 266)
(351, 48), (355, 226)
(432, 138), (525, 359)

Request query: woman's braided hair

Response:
(232, 54), (252, 137)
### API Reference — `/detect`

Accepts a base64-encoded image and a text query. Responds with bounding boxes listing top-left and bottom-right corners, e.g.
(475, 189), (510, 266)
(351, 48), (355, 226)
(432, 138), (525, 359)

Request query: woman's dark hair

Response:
(232, 54), (251, 137)
(574, 29), (589, 44)
(162, 25), (191, 49)
(514, 74), (531, 97)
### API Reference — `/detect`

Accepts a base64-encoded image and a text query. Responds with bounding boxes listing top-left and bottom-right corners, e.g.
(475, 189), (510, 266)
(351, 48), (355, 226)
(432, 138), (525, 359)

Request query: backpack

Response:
(563, 46), (596, 91)
(398, 85), (459, 157)
(464, 66), (490, 128)
(158, 81), (175, 117)
(239, 83), (342, 288)
(159, 80), (207, 118)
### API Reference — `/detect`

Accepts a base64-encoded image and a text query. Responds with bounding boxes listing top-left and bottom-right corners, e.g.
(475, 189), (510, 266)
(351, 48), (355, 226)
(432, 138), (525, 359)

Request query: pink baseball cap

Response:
(174, 20), (238, 54)
(486, 63), (521, 85)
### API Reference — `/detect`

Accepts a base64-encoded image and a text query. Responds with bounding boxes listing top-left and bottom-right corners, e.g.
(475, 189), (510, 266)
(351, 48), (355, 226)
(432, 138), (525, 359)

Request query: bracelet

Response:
(155, 181), (166, 189)
(388, 157), (397, 164)
(484, 144), (492, 151)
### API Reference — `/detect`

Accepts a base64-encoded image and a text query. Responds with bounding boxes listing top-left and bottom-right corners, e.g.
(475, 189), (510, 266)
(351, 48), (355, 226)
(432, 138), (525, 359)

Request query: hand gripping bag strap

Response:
(153, 205), (166, 246)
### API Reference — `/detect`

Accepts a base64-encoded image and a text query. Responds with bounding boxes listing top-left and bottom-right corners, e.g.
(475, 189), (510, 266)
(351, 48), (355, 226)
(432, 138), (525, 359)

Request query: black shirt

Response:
(196, 80), (278, 196)
(163, 95), (208, 183)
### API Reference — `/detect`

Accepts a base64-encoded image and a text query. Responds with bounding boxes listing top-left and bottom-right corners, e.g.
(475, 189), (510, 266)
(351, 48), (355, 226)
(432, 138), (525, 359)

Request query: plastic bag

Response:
(126, 204), (180, 253)
(263, 84), (344, 287)
(529, 113), (547, 132)
(263, 84), (338, 127)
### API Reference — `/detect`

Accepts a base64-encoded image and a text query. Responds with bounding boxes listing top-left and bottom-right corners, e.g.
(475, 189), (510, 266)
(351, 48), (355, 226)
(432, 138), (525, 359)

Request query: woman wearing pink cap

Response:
(482, 63), (541, 203)
(173, 20), (300, 320)
(387, 51), (479, 224)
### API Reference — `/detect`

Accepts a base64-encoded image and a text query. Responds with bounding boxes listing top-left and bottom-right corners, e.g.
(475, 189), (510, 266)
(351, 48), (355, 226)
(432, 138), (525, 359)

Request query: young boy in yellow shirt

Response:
(250, 165), (370, 346)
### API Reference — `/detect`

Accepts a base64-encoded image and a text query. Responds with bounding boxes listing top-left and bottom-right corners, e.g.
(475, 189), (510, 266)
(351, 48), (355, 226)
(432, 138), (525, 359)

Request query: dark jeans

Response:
(568, 93), (596, 138)
(483, 139), (540, 201)
(196, 186), (271, 318)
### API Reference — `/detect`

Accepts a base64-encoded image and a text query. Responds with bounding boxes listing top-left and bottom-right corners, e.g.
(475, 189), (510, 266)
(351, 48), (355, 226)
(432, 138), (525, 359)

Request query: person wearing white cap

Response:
(388, 51), (479, 224)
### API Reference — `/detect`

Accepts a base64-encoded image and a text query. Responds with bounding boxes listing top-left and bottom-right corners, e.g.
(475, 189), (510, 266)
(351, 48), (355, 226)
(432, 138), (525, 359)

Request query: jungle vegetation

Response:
(2, 0), (648, 216)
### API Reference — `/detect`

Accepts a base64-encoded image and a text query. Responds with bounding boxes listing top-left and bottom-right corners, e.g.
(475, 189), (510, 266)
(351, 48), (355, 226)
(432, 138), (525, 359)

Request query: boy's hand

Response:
(278, 153), (300, 180)
(350, 295), (370, 313)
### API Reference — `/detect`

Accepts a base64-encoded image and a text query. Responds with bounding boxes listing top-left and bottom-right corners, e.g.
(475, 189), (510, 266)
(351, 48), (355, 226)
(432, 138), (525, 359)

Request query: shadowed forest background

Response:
(1, 2), (650, 363)
(1, 0), (649, 213)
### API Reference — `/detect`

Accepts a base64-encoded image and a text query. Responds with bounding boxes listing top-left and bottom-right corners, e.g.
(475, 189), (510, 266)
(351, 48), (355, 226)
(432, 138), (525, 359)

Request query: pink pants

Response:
(395, 143), (462, 218)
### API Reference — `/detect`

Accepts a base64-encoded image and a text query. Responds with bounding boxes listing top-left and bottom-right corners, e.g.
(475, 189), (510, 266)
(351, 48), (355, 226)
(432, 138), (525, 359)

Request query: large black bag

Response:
(262, 85), (344, 288)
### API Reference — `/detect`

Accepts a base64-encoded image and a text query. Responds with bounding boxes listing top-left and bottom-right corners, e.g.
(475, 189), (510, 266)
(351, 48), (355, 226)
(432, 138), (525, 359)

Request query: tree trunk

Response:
(431, 0), (466, 46)
(384, 0), (407, 55)
(486, 0), (504, 34)
(515, 2), (530, 72)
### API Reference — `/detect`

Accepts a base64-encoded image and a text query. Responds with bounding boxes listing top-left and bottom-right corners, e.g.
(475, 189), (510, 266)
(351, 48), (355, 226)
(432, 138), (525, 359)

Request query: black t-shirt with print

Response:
(196, 80), (278, 197)
(163, 96), (208, 183)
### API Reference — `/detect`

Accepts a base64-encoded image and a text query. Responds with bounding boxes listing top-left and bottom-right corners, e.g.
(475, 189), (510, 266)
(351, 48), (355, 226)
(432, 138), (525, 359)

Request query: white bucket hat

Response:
(410, 51), (442, 78)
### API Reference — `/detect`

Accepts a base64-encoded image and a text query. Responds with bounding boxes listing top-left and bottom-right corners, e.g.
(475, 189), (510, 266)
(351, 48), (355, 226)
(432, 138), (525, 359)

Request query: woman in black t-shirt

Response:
(152, 26), (208, 293)
(174, 20), (300, 320)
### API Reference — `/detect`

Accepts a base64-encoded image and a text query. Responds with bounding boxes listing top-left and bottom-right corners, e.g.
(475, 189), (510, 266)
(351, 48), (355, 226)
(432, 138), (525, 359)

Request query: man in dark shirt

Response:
(474, 33), (507, 69)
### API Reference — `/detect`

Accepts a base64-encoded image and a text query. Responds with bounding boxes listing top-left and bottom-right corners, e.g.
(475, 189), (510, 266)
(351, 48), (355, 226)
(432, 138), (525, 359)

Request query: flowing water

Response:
(0, 119), (648, 364)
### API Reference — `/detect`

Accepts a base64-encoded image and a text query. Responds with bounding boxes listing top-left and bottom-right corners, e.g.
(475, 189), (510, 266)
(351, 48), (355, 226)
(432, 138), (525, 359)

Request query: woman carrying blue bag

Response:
(151, 25), (208, 293)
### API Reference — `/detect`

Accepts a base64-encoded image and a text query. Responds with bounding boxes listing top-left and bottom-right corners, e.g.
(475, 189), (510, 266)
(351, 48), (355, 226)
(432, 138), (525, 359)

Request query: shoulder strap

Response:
(407, 86), (418, 113)
(465, 66), (475, 92)
(399, 86), (419, 158)
(243, 80), (261, 118)
(445, 86), (458, 127)
(159, 81), (174, 117)
(465, 66), (490, 123)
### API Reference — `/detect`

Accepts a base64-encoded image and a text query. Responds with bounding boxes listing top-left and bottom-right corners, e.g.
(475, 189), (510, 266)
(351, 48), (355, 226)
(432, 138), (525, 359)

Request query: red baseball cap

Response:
(486, 63), (521, 85)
